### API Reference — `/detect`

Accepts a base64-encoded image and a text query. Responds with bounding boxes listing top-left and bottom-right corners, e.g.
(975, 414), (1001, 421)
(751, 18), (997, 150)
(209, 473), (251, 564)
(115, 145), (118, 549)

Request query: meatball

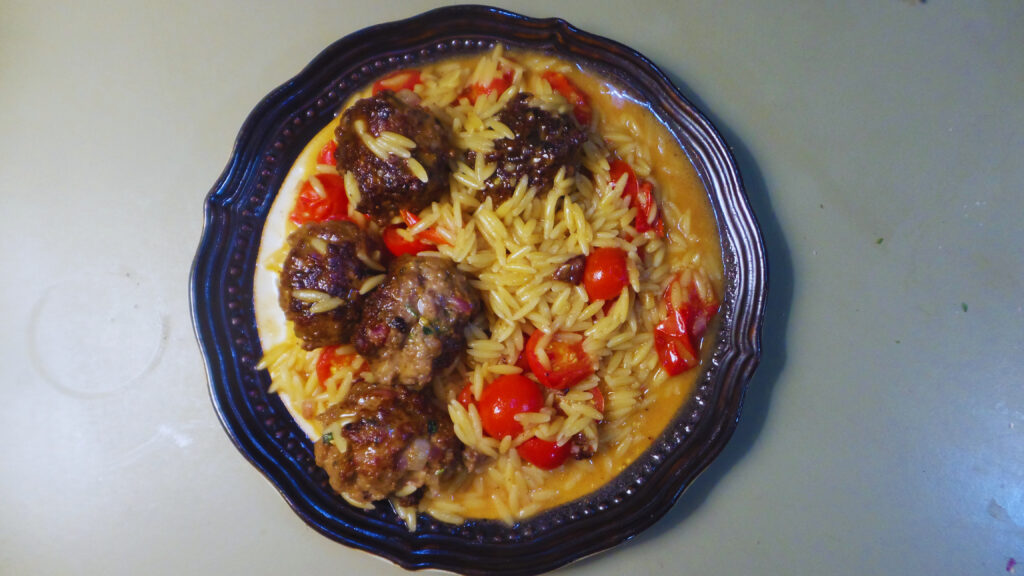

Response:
(278, 220), (383, 350)
(335, 90), (454, 223)
(474, 93), (587, 203)
(354, 255), (480, 389)
(314, 381), (462, 505)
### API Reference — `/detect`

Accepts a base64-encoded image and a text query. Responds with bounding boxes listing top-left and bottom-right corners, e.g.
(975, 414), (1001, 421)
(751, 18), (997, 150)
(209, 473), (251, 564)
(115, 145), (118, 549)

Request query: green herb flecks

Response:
(321, 432), (334, 445)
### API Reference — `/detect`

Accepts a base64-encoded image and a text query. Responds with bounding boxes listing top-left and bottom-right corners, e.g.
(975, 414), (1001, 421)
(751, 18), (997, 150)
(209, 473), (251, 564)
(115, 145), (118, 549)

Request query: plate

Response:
(190, 5), (766, 574)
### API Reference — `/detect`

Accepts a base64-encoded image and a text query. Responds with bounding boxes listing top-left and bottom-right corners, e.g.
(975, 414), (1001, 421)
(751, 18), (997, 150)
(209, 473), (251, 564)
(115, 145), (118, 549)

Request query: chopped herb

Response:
(427, 419), (438, 435)
(321, 432), (334, 445)
(435, 467), (446, 476)
(962, 302), (968, 312)
(422, 324), (433, 336)
(876, 237), (884, 245)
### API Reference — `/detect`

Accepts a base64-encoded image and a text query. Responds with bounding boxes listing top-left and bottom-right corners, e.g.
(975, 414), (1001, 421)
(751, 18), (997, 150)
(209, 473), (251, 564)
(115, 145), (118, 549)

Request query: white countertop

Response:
(2, 1), (1022, 574)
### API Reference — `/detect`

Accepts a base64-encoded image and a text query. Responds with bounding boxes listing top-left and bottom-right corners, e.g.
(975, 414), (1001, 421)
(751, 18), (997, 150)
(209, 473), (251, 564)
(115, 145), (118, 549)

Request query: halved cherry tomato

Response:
(382, 224), (434, 257)
(315, 346), (365, 386)
(317, 140), (337, 166)
(478, 374), (545, 439)
(514, 346), (531, 372)
(542, 71), (592, 125)
(524, 330), (594, 390)
(400, 209), (450, 247)
(381, 209), (452, 257)
(654, 275), (719, 375)
(654, 306), (699, 375)
(634, 180), (665, 236)
(583, 247), (629, 302)
(460, 67), (515, 104)
(517, 437), (571, 470)
(589, 387), (605, 414)
(372, 69), (422, 95)
(289, 173), (350, 225)
(609, 159), (665, 236)
(457, 382), (475, 408)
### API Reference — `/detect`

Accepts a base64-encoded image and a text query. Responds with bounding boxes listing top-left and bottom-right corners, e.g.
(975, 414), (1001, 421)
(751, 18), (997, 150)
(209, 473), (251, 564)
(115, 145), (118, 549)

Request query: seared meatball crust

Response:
(278, 220), (382, 350)
(335, 90), (454, 224)
(472, 93), (588, 204)
(314, 381), (462, 505)
(354, 255), (480, 389)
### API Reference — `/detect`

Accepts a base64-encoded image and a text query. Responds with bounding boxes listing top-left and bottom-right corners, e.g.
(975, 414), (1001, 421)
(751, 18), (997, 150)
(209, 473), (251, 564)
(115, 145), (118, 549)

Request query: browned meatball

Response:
(353, 255), (479, 389)
(314, 381), (462, 505)
(278, 220), (383, 350)
(335, 90), (454, 223)
(473, 93), (587, 203)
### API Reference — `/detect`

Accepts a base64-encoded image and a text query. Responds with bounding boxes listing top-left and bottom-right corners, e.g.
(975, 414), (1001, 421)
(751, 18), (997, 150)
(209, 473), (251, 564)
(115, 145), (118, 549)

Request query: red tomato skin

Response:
(609, 159), (664, 237)
(317, 140), (337, 166)
(524, 330), (593, 390)
(460, 68), (515, 104)
(654, 276), (719, 375)
(517, 437), (571, 470)
(288, 173), (350, 225)
(589, 387), (605, 414)
(541, 71), (592, 125)
(315, 346), (363, 386)
(634, 180), (665, 236)
(372, 69), (422, 95)
(398, 209), (450, 247)
(382, 224), (433, 257)
(583, 247), (630, 302)
(478, 375), (545, 439)
(654, 318), (698, 375)
(608, 159), (639, 200)
(457, 382), (475, 408)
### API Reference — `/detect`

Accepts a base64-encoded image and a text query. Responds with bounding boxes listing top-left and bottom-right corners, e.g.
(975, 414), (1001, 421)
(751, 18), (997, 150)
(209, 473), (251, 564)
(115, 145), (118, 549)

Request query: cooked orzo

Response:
(253, 46), (723, 529)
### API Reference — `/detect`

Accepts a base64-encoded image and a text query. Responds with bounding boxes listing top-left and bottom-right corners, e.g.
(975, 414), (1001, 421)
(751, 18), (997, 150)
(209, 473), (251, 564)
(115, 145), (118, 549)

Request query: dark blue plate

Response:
(190, 5), (766, 575)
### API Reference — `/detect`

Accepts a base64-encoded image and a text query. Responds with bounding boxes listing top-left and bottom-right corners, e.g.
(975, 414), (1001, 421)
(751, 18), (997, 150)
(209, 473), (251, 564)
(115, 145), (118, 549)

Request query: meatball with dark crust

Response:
(473, 93), (588, 204)
(314, 380), (462, 505)
(335, 90), (454, 224)
(278, 220), (383, 350)
(354, 255), (480, 389)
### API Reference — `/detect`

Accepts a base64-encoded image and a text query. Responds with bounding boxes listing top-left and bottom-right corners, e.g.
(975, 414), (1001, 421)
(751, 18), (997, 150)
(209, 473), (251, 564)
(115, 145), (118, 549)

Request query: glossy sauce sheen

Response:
(254, 52), (723, 518)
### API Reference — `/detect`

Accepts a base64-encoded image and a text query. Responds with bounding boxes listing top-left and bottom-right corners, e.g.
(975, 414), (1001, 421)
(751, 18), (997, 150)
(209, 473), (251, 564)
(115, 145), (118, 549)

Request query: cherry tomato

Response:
(399, 209), (450, 246)
(288, 173), (350, 225)
(654, 275), (719, 375)
(524, 330), (594, 390)
(609, 159), (639, 200)
(382, 224), (434, 257)
(478, 374), (545, 439)
(583, 247), (629, 302)
(317, 140), (337, 166)
(634, 180), (665, 236)
(609, 159), (665, 236)
(516, 437), (572, 470)
(372, 69), (422, 95)
(460, 67), (515, 104)
(542, 71), (592, 126)
(315, 346), (364, 386)
(589, 387), (605, 414)
(457, 382), (475, 408)
(654, 307), (698, 375)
